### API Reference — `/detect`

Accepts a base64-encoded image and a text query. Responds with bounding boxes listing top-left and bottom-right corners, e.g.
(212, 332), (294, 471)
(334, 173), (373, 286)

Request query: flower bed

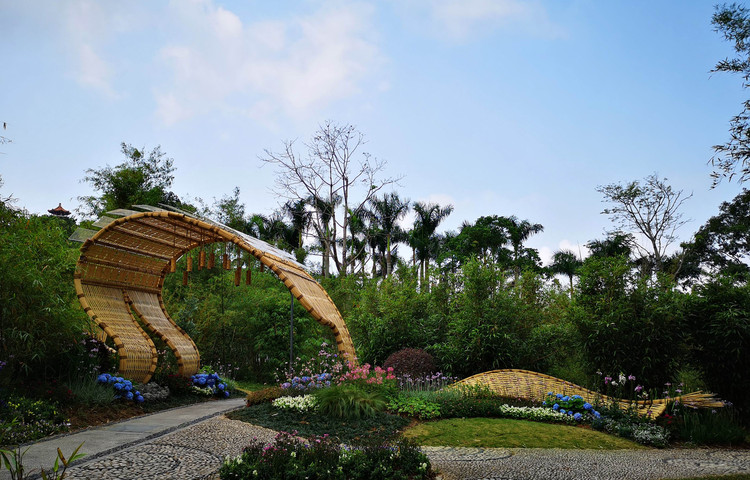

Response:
(219, 431), (436, 480)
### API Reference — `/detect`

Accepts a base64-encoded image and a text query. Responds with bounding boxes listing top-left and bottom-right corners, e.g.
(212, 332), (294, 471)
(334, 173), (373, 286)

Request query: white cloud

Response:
(155, 0), (384, 125)
(397, 0), (562, 42)
(59, 0), (139, 97)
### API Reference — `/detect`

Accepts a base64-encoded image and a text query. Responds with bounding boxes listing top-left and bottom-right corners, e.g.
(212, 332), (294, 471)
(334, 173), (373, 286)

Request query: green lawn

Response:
(403, 418), (645, 449)
(233, 380), (268, 393)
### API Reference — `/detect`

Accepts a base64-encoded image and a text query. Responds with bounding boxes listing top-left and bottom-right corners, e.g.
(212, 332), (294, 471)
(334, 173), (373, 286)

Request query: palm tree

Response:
(369, 192), (410, 277)
(283, 199), (312, 264)
(411, 201), (454, 287)
(310, 195), (341, 277)
(550, 249), (583, 297)
(499, 216), (544, 283)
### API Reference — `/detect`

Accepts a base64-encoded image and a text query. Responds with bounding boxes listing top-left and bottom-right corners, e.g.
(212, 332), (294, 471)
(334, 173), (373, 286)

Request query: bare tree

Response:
(597, 174), (692, 273)
(261, 121), (401, 276)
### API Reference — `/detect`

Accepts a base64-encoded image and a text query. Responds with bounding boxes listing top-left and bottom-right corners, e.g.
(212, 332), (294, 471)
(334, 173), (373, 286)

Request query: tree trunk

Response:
(386, 234), (393, 278)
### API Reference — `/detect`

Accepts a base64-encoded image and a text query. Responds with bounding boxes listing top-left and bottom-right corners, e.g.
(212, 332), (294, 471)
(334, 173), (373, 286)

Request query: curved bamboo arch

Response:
(74, 209), (357, 383)
(452, 369), (724, 418)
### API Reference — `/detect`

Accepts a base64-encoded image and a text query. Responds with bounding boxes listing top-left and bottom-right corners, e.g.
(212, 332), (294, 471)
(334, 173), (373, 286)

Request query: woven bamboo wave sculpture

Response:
(452, 369), (724, 417)
(71, 205), (357, 383)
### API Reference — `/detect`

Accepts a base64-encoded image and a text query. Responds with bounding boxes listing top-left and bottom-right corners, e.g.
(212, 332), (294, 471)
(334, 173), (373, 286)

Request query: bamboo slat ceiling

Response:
(71, 205), (357, 383)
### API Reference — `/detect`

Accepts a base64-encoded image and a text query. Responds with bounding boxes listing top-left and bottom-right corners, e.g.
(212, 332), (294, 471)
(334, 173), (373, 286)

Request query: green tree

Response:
(0, 198), (89, 380)
(684, 274), (750, 416)
(410, 201), (453, 287)
(283, 199), (312, 264)
(78, 143), (178, 218)
(570, 255), (685, 385)
(214, 187), (247, 232)
(498, 216), (544, 282)
(369, 192), (410, 277)
(550, 249), (583, 297)
(447, 215), (511, 266)
(685, 188), (750, 278)
(710, 3), (750, 185)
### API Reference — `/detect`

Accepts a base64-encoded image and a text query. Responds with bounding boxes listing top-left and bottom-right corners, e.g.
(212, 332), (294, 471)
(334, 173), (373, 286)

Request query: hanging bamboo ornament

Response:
(187, 255), (193, 272)
(234, 262), (242, 286)
(246, 269), (252, 286)
(170, 257), (176, 273)
(199, 248), (205, 270)
(208, 251), (215, 269)
(182, 270), (188, 285)
(260, 261), (265, 273)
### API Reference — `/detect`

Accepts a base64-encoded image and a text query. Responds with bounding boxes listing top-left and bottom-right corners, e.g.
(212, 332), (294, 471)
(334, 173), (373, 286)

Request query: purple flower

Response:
(635, 385), (643, 393)
(628, 375), (636, 381)
(604, 376), (612, 385)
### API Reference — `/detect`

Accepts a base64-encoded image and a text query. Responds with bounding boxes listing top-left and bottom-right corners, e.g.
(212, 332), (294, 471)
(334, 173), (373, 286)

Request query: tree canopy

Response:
(711, 3), (750, 185)
(78, 143), (179, 219)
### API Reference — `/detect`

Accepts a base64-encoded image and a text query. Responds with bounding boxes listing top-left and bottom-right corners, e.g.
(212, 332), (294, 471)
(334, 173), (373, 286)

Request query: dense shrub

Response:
(672, 408), (747, 445)
(571, 256), (686, 386)
(684, 275), (750, 421)
(384, 348), (436, 378)
(0, 208), (89, 383)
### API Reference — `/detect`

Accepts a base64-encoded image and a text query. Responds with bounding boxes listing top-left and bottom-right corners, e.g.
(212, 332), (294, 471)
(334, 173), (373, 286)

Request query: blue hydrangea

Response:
(560, 409), (566, 414)
(556, 393), (563, 399)
(574, 413), (582, 421)
(583, 402), (593, 410)
(593, 411), (601, 419)
(562, 396), (570, 402)
(552, 403), (560, 411)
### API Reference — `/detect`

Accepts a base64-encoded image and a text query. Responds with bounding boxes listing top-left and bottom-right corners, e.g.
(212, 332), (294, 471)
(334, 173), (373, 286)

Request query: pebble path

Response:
(61, 416), (750, 480)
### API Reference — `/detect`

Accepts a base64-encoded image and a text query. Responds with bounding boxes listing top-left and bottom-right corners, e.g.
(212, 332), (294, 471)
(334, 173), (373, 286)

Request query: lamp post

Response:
(289, 290), (294, 373)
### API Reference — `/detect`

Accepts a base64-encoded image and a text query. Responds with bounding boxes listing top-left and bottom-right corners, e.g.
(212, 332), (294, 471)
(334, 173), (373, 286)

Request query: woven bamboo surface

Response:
(77, 283), (157, 383)
(74, 208), (357, 381)
(452, 369), (725, 418)
(126, 290), (200, 377)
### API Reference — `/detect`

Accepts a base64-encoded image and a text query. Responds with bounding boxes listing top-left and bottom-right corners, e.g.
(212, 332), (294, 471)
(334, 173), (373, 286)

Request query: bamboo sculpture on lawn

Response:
(71, 206), (357, 383)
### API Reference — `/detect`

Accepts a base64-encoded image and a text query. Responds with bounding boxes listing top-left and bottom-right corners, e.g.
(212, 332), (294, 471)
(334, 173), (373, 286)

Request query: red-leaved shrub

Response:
(383, 348), (436, 378)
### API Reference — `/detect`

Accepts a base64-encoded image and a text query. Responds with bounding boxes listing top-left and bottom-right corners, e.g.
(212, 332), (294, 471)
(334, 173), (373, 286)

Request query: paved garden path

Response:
(7, 401), (750, 480)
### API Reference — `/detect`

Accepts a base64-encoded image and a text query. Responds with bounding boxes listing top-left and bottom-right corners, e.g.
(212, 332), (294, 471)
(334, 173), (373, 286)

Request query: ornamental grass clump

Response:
(315, 385), (387, 419)
(96, 373), (144, 403)
(219, 431), (436, 480)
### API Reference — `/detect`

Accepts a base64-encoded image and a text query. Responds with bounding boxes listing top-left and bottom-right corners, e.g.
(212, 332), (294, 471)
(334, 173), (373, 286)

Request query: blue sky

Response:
(1, 0), (747, 264)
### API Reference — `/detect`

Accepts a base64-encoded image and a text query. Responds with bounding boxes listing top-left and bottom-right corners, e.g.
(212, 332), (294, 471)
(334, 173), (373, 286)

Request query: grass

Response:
(234, 380), (268, 393)
(403, 418), (645, 449)
(227, 402), (408, 444)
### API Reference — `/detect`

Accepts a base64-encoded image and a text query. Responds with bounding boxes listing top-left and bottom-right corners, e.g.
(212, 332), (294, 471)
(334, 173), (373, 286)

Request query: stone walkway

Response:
(8, 401), (750, 480)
